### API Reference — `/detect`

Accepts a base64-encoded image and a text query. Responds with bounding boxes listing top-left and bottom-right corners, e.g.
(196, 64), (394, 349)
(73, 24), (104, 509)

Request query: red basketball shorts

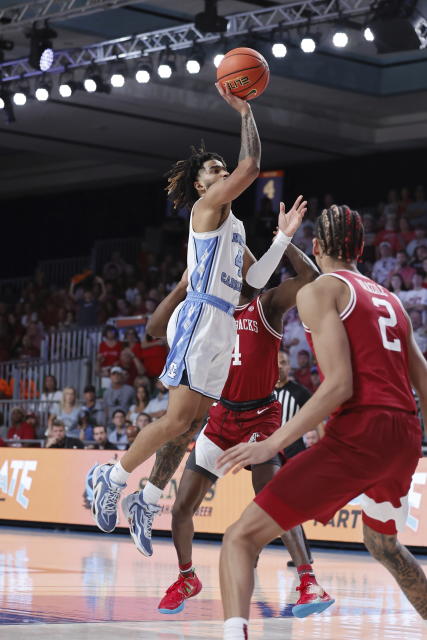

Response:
(194, 400), (282, 478)
(255, 408), (422, 535)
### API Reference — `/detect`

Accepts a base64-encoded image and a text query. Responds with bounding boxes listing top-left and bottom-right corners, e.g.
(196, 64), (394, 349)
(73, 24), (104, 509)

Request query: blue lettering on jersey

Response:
(232, 232), (245, 246)
(235, 246), (243, 278)
(221, 272), (242, 292)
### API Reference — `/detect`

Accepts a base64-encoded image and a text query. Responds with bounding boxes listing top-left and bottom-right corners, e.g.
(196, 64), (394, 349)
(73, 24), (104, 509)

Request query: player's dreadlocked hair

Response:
(314, 204), (364, 262)
(165, 141), (226, 210)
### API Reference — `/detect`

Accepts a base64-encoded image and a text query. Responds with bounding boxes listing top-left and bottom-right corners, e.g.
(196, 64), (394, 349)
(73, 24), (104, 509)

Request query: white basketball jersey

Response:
(187, 204), (246, 306)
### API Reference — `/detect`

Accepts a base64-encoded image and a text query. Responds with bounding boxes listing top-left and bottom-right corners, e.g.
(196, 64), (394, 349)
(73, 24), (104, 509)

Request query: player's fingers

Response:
(279, 201), (285, 215)
(293, 195), (304, 210)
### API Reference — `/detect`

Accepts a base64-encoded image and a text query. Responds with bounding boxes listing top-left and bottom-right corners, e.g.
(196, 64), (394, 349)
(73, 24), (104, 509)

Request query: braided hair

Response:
(165, 141), (226, 210)
(314, 204), (364, 262)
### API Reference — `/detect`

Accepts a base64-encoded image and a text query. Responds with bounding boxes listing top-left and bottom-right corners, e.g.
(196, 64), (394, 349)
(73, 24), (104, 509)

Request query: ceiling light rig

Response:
(157, 48), (176, 79)
(35, 75), (52, 102)
(27, 22), (57, 72)
(186, 45), (205, 74)
(135, 58), (151, 84)
(271, 25), (287, 58)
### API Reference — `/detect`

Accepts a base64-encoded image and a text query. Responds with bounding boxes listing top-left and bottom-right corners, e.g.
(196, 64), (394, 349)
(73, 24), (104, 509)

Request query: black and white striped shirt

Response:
(274, 380), (311, 458)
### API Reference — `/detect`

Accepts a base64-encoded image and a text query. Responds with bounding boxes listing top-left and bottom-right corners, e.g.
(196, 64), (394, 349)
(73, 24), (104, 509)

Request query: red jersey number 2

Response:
(231, 334), (242, 366)
(372, 297), (402, 353)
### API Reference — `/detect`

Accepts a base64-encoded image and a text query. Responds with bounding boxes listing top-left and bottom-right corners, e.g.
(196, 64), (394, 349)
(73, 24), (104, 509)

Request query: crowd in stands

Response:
(0, 184), (426, 447)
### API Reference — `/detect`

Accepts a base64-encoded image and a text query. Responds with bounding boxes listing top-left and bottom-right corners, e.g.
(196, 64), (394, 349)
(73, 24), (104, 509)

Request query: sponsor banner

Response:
(0, 449), (426, 548)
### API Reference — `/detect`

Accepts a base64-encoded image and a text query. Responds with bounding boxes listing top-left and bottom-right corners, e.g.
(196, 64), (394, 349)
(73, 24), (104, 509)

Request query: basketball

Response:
(216, 47), (270, 101)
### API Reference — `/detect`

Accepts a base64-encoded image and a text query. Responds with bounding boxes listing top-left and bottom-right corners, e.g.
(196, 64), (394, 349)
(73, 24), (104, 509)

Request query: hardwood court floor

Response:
(0, 527), (426, 639)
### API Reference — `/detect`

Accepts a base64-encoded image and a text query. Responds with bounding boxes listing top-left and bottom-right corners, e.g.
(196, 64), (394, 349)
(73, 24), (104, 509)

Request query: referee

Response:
(274, 349), (313, 565)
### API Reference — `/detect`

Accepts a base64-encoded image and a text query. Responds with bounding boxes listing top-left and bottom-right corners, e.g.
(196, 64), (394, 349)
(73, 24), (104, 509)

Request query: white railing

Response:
(37, 256), (91, 286)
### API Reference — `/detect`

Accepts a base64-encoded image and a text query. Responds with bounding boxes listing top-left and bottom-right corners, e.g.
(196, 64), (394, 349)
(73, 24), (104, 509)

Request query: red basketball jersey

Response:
(221, 296), (282, 402)
(305, 270), (416, 414)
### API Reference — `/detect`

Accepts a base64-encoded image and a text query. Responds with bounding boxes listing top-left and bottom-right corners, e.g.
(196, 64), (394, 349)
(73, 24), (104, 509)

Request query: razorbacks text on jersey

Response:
(221, 295), (282, 403)
(304, 270), (417, 414)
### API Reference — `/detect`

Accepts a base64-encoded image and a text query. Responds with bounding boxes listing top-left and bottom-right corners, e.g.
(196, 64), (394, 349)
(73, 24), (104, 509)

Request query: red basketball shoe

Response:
(292, 575), (335, 618)
(158, 572), (202, 614)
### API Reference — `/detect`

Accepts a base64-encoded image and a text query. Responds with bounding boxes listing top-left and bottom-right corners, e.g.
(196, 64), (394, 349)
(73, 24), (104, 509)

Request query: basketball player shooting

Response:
(217, 205), (427, 640)
(90, 81), (307, 548)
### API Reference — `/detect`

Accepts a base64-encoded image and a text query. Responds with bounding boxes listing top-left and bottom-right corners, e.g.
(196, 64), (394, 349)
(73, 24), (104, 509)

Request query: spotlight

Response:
(59, 71), (80, 98)
(13, 90), (27, 106)
(157, 49), (176, 79)
(332, 30), (349, 48)
(213, 53), (224, 68)
(186, 47), (205, 74)
(0, 96), (4, 109)
(135, 61), (151, 83)
(35, 76), (52, 102)
(300, 37), (316, 53)
(109, 60), (127, 88)
(83, 65), (110, 94)
(27, 22), (57, 71)
(272, 28), (287, 58)
(364, 26), (375, 42)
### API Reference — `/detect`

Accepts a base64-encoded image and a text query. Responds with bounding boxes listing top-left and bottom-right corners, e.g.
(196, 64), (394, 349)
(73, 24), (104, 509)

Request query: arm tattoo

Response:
(238, 110), (261, 165)
(148, 420), (202, 490)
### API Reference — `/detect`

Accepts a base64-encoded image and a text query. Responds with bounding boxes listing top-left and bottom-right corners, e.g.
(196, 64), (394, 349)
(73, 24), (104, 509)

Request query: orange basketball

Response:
(216, 47), (269, 101)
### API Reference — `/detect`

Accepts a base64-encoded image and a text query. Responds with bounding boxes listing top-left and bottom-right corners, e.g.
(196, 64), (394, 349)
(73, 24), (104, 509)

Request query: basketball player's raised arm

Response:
(407, 320), (427, 440)
(217, 278), (354, 473)
(262, 243), (319, 316)
(197, 85), (260, 216)
(146, 270), (188, 338)
(243, 198), (308, 290)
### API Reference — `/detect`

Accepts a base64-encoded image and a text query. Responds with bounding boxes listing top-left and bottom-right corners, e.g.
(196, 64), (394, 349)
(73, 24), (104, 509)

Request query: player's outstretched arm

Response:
(261, 243), (319, 323)
(197, 85), (260, 216)
(244, 197), (307, 290)
(146, 270), (188, 338)
(407, 319), (427, 440)
(217, 277), (353, 473)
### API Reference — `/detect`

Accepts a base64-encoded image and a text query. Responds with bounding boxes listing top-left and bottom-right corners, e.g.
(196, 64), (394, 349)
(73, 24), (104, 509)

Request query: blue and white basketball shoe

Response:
(122, 491), (161, 557)
(91, 463), (126, 533)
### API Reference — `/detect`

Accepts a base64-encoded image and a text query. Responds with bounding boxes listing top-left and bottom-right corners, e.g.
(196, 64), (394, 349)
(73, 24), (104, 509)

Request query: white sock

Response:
(109, 461), (130, 486)
(142, 481), (163, 505)
(224, 617), (249, 640)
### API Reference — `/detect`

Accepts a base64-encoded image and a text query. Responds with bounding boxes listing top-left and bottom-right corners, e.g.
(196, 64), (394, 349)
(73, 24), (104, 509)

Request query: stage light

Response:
(35, 76), (51, 102)
(364, 26), (375, 41)
(13, 91), (27, 106)
(186, 47), (205, 74)
(157, 49), (176, 79)
(83, 65), (110, 94)
(213, 53), (224, 68)
(158, 63), (172, 79)
(0, 96), (4, 109)
(300, 37), (316, 53)
(110, 71), (125, 87)
(272, 42), (287, 58)
(59, 71), (80, 98)
(332, 30), (349, 48)
(27, 22), (57, 71)
(135, 64), (151, 83)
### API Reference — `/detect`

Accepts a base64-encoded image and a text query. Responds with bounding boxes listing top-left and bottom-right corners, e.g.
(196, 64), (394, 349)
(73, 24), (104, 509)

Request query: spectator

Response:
(119, 347), (145, 386)
(102, 367), (135, 424)
(410, 245), (427, 270)
(40, 374), (63, 417)
(310, 366), (321, 393)
(398, 187), (412, 215)
(78, 384), (103, 439)
(125, 423), (140, 449)
(46, 420), (84, 449)
(20, 322), (43, 358)
(409, 310), (427, 356)
(7, 408), (36, 446)
(407, 185), (427, 223)
(372, 242), (397, 285)
(97, 325), (122, 378)
(422, 258), (427, 288)
(69, 276), (106, 327)
(127, 384), (150, 424)
(91, 424), (117, 450)
(361, 214), (376, 263)
(145, 380), (169, 419)
(294, 350), (312, 391)
(388, 274), (407, 303)
(387, 250), (416, 289)
(138, 335), (168, 379)
(303, 430), (320, 448)
(404, 273), (427, 318)
(282, 308), (310, 369)
(50, 386), (81, 438)
(406, 226), (427, 257)
(136, 412), (152, 430)
(108, 409), (128, 450)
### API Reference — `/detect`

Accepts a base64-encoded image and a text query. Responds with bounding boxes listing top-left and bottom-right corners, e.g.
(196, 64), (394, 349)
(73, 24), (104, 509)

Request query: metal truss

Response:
(0, 0), (144, 33)
(0, 0), (372, 83)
